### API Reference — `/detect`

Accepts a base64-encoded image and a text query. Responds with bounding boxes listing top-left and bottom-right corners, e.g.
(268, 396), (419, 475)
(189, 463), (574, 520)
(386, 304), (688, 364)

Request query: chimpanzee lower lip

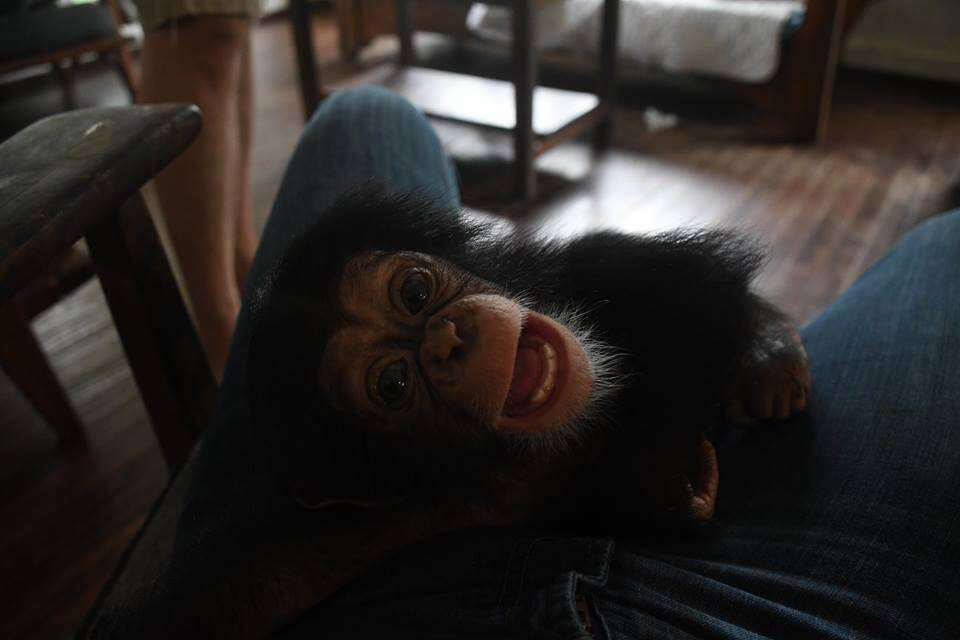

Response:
(501, 314), (568, 419)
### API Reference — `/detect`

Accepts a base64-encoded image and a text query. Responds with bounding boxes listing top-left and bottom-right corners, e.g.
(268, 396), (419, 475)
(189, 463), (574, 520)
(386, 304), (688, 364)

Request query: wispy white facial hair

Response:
(495, 290), (627, 460)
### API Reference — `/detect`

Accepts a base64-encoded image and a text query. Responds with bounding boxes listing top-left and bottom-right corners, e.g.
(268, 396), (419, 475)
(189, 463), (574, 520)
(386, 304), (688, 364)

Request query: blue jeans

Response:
(179, 86), (461, 525)
(184, 87), (960, 639)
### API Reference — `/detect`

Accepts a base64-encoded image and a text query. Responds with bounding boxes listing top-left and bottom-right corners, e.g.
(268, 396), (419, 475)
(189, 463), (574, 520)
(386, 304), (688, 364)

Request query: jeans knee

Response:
(917, 207), (960, 234)
(306, 86), (418, 133)
(903, 207), (960, 251)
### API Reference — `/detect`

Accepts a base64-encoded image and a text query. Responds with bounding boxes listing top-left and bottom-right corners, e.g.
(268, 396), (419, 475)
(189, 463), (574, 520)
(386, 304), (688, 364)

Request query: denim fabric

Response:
(178, 86), (461, 533)
(186, 87), (958, 639)
(281, 531), (613, 639)
(591, 210), (960, 640)
(146, 87), (464, 629)
(82, 86), (467, 639)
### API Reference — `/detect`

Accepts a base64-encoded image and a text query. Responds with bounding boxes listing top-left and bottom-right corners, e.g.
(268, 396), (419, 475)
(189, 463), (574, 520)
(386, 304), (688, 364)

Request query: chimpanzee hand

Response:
(724, 315), (811, 426)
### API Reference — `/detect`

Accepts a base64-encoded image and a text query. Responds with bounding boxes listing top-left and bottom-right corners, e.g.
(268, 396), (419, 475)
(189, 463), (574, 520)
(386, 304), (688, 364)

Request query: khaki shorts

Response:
(134, 0), (263, 31)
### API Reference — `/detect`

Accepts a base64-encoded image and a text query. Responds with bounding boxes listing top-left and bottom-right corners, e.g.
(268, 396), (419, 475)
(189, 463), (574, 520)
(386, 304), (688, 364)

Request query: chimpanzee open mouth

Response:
(503, 314), (566, 413)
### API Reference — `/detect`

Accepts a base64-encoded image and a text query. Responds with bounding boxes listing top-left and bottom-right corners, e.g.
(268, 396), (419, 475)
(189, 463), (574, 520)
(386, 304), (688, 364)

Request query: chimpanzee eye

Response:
(377, 359), (409, 406)
(400, 271), (431, 314)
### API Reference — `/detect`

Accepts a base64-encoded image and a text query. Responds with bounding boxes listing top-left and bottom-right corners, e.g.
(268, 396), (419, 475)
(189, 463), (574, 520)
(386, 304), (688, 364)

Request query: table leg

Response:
(513, 0), (537, 202)
(593, 0), (620, 149)
(396, 0), (415, 66)
(290, 0), (321, 120)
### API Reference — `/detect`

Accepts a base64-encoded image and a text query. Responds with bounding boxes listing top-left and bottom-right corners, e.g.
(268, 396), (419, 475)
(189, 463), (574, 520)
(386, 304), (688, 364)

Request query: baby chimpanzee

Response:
(250, 190), (810, 529)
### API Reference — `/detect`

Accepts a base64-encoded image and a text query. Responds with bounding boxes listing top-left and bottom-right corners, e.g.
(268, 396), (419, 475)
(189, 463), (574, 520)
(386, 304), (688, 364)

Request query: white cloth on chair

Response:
(466, 0), (806, 84)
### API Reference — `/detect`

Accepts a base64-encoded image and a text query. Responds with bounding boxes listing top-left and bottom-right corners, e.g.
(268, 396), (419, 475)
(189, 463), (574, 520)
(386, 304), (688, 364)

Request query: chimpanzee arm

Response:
(531, 229), (811, 428)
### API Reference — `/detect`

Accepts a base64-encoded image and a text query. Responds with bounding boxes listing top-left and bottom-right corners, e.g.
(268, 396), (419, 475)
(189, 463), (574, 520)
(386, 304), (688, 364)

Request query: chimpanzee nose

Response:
(418, 294), (522, 406)
(421, 314), (464, 367)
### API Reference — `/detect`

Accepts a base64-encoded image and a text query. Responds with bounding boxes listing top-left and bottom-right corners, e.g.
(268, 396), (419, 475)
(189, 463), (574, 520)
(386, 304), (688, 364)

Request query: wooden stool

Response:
(0, 105), (214, 468)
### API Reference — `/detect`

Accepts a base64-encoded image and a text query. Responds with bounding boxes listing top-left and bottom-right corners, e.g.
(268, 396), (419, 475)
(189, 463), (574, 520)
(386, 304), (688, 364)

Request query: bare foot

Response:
(235, 236), (257, 293)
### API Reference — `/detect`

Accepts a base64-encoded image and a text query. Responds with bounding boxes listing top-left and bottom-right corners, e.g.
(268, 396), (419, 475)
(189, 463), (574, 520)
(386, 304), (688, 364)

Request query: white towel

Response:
(466, 0), (805, 84)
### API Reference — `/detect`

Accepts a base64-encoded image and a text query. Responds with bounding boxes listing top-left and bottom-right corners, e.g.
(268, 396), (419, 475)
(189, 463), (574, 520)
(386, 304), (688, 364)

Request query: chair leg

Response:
(52, 60), (77, 110)
(114, 46), (139, 101)
(0, 302), (85, 447)
(290, 0), (321, 120)
(86, 193), (216, 469)
(102, 0), (139, 99)
(396, 0), (414, 66)
(779, 0), (848, 142)
(512, 0), (537, 202)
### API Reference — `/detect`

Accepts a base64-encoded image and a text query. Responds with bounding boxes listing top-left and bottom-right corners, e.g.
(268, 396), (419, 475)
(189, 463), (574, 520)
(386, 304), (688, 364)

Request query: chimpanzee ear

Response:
(647, 429), (719, 522)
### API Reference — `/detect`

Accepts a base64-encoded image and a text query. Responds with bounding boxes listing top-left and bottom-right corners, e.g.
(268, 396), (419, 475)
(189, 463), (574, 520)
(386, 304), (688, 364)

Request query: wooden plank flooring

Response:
(1, 10), (958, 639)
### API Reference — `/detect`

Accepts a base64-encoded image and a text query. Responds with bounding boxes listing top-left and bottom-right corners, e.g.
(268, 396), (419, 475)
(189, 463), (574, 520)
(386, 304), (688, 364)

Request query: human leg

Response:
(139, 15), (253, 378)
(234, 33), (258, 294)
(85, 86), (460, 638)
(206, 85), (460, 495)
(236, 84), (461, 312)
(109, 86), (459, 635)
(598, 210), (960, 639)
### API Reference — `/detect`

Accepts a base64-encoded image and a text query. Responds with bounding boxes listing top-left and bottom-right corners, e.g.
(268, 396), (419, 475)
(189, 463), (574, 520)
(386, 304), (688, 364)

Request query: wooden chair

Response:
(289, 0), (621, 202)
(735, 0), (879, 142)
(0, 104), (214, 468)
(0, 0), (138, 107)
(0, 0), (145, 448)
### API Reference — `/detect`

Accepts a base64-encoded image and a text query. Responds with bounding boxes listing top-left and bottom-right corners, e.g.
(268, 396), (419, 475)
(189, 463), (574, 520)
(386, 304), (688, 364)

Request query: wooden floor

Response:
(1, 10), (959, 639)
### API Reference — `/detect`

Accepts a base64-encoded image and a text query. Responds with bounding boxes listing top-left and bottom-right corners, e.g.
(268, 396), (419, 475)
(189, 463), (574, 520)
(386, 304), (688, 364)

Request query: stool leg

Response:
(52, 60), (77, 110)
(513, 0), (537, 202)
(592, 0), (620, 150)
(0, 302), (85, 447)
(114, 46), (139, 101)
(86, 194), (216, 469)
(104, 0), (139, 99)
(290, 0), (321, 120)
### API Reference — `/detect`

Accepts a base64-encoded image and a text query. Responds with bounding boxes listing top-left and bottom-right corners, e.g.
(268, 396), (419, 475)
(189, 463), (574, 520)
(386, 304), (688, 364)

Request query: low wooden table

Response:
(289, 0), (621, 202)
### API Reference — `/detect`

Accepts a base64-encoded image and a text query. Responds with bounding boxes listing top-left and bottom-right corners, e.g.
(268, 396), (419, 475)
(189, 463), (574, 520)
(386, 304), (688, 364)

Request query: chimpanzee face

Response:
(317, 251), (599, 448)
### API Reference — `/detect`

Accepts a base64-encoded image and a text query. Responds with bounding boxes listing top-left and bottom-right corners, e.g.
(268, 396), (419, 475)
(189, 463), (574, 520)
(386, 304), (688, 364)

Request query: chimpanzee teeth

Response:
(527, 341), (557, 407)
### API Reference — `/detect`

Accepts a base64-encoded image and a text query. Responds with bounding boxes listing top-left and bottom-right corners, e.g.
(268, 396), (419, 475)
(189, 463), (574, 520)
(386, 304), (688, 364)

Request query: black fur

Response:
(248, 188), (765, 510)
